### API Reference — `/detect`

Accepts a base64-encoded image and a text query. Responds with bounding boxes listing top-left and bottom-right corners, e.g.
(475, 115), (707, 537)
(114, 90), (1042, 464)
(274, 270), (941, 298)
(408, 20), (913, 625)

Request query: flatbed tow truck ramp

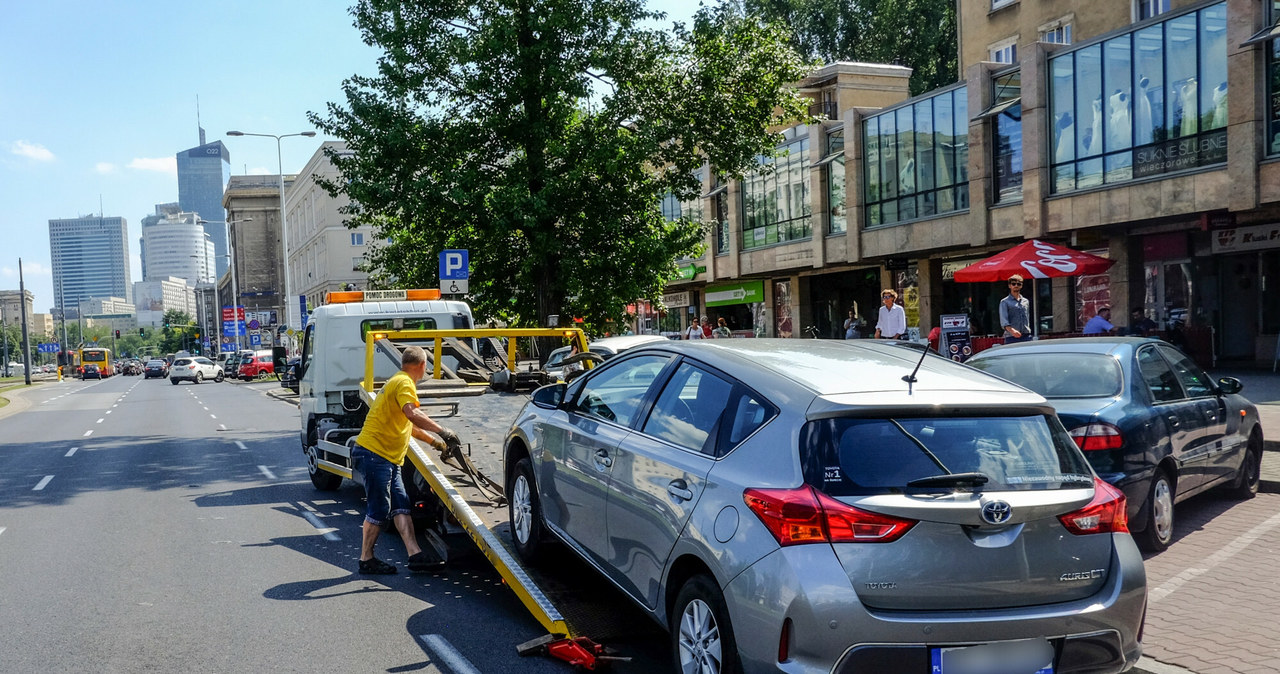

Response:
(315, 328), (650, 669)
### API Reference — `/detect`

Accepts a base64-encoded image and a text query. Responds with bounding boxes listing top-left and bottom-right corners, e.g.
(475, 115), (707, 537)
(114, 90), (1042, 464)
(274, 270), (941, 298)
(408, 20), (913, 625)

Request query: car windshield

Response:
(968, 353), (1123, 398)
(799, 415), (1094, 496)
(174, 359), (192, 366)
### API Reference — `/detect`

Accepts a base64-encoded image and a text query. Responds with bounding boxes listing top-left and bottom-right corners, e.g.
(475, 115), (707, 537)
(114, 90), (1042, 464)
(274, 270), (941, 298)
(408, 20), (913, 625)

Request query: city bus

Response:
(79, 347), (113, 378)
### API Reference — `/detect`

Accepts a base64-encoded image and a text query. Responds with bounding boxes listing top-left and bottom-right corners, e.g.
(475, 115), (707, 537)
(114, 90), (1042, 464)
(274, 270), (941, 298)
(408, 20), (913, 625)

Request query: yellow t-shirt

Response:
(354, 371), (419, 466)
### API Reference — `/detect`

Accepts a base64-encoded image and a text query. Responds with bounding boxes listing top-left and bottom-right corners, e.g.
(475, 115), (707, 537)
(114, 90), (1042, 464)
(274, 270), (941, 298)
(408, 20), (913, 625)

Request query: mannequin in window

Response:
(1054, 111), (1075, 164)
(1211, 82), (1228, 130)
(1085, 98), (1103, 155)
(1135, 76), (1154, 143)
(1179, 77), (1198, 137)
(1109, 90), (1131, 148)
(899, 157), (916, 194)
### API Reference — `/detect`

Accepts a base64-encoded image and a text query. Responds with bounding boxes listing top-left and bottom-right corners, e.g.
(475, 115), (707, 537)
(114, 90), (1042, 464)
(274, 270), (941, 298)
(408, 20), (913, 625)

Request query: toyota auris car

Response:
(504, 339), (1146, 674)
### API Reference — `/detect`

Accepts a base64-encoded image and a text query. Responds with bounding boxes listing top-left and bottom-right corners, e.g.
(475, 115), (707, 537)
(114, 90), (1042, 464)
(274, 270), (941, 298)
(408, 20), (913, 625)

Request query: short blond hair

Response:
(881, 288), (898, 299)
(402, 345), (426, 368)
(1008, 274), (1024, 283)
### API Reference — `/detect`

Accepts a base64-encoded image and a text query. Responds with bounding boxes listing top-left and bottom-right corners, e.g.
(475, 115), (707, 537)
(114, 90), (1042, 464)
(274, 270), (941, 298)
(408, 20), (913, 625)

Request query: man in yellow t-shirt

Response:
(352, 345), (458, 574)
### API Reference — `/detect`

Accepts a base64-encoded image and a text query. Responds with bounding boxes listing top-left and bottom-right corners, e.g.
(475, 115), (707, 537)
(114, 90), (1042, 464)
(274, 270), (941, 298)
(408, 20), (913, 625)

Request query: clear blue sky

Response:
(0, 0), (693, 319)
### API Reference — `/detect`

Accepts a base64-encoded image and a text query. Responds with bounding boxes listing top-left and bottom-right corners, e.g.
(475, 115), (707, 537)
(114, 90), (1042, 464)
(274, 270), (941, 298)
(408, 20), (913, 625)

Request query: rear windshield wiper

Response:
(906, 472), (991, 488)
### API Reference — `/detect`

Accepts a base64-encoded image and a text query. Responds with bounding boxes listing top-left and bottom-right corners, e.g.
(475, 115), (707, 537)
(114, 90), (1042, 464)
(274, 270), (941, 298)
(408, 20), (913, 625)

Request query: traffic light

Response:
(164, 320), (170, 328)
(139, 328), (145, 337)
(195, 332), (200, 340)
(115, 330), (120, 338)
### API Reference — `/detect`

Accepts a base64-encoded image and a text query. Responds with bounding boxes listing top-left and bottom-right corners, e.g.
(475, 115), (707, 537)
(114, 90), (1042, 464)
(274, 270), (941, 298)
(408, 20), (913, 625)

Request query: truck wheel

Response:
(509, 458), (545, 564)
(306, 446), (342, 491)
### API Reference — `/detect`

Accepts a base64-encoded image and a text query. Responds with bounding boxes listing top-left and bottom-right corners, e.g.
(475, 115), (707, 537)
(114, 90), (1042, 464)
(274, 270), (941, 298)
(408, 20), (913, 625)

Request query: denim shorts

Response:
(352, 446), (411, 527)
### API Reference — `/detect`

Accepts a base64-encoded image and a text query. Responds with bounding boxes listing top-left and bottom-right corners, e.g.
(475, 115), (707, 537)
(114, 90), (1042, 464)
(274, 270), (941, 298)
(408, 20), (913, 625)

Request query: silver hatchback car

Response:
(503, 340), (1145, 674)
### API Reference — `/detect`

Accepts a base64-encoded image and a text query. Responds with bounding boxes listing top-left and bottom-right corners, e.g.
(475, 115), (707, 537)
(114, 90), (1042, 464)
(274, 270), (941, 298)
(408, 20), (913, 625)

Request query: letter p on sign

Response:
(440, 249), (469, 280)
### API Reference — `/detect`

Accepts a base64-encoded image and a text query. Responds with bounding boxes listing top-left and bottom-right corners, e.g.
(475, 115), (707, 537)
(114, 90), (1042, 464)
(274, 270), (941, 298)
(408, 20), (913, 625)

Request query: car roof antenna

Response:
(902, 342), (929, 393)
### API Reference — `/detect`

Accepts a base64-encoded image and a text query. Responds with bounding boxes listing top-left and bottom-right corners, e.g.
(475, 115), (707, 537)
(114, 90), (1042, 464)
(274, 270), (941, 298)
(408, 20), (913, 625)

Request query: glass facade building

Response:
(1268, 1), (1280, 156)
(990, 71), (1023, 203)
(1048, 2), (1228, 193)
(176, 141), (232, 277)
(741, 125), (811, 249)
(48, 216), (132, 318)
(863, 85), (969, 226)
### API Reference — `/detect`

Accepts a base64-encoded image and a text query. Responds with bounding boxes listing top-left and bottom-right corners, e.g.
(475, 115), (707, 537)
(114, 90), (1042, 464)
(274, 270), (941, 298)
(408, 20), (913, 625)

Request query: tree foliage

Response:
(743, 0), (957, 96)
(311, 0), (813, 329)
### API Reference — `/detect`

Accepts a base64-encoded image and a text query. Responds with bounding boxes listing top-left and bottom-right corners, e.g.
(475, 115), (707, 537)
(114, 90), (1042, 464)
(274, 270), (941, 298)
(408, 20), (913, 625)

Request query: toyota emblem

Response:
(981, 500), (1012, 525)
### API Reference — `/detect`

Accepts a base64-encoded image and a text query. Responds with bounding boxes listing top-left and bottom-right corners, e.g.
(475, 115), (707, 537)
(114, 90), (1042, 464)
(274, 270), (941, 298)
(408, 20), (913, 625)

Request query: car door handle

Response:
(667, 480), (694, 501)
(594, 449), (612, 469)
(1167, 415), (1180, 428)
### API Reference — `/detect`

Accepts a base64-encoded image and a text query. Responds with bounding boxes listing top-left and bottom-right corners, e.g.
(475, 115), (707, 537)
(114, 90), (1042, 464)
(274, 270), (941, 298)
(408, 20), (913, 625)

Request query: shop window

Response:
(741, 126), (811, 250)
(863, 86), (967, 227)
(977, 70), (1023, 203)
(1049, 3), (1227, 194)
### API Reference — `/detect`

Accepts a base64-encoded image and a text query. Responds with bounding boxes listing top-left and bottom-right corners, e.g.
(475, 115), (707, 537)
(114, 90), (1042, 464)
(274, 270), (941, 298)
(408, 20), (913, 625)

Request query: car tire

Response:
(195, 372), (204, 384)
(508, 458), (546, 564)
(1136, 468), (1176, 552)
(306, 446), (342, 491)
(171, 378), (179, 385)
(671, 574), (742, 674)
(1227, 432), (1263, 500)
(215, 372), (224, 383)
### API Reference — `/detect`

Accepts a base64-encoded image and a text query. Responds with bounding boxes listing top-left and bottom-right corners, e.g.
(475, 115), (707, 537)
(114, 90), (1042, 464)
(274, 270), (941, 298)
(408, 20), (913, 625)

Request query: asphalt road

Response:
(0, 374), (665, 673)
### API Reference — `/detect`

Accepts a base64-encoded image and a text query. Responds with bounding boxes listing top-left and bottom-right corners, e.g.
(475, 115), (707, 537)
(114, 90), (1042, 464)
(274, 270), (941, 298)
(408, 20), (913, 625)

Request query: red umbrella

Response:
(952, 239), (1114, 282)
(953, 239), (1115, 337)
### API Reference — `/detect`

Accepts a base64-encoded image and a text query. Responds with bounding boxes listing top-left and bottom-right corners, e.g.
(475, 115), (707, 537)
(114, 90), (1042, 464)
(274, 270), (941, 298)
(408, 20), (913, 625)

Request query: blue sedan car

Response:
(967, 337), (1264, 552)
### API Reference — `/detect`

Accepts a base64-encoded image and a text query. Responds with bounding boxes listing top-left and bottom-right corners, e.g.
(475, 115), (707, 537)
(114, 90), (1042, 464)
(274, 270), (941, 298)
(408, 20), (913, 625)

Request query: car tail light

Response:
(743, 486), (916, 546)
(1058, 477), (1129, 535)
(1069, 422), (1123, 451)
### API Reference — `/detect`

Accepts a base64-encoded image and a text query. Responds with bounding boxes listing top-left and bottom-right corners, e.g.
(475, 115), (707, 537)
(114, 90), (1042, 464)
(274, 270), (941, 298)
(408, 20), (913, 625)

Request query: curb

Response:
(1132, 658), (1197, 674)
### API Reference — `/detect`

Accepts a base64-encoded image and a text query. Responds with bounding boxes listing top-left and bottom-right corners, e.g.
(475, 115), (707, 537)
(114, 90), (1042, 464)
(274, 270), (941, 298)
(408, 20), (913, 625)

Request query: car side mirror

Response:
(531, 383), (567, 409)
(1216, 377), (1243, 395)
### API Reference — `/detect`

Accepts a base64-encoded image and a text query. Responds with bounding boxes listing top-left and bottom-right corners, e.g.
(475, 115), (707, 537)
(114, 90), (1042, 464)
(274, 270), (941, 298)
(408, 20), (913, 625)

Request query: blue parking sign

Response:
(440, 249), (469, 280)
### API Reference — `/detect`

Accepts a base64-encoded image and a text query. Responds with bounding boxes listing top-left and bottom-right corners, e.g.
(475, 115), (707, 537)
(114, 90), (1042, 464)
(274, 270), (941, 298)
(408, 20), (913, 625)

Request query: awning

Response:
(1241, 20), (1280, 47)
(972, 97), (1021, 121)
(810, 151), (844, 168)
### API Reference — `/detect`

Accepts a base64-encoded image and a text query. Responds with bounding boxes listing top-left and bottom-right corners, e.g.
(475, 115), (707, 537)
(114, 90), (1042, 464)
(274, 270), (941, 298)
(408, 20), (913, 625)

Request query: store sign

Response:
(1211, 223), (1280, 253)
(942, 259), (982, 282)
(677, 264), (707, 280)
(1134, 129), (1227, 179)
(706, 280), (765, 307)
(662, 292), (691, 308)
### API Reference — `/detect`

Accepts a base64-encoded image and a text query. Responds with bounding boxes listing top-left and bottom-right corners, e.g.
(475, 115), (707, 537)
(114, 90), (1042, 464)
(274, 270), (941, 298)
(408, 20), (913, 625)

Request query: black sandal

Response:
(408, 551), (446, 573)
(358, 557), (397, 575)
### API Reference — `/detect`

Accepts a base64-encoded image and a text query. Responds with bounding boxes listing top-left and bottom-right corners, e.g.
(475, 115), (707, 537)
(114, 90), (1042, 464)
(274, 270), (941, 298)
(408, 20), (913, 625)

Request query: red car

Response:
(238, 355), (275, 380)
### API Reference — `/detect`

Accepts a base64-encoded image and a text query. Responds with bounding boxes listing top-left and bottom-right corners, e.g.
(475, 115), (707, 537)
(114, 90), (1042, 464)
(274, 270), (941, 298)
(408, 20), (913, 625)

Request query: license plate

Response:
(931, 638), (1053, 674)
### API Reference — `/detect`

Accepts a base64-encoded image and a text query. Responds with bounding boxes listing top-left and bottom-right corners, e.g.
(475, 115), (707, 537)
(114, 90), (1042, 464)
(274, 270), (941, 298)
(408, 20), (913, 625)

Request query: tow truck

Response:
(296, 289), (621, 668)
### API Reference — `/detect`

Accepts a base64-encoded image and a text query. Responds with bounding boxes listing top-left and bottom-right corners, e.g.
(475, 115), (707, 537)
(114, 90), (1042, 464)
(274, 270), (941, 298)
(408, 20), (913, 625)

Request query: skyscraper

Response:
(176, 139), (231, 277)
(48, 215), (131, 319)
(139, 207), (215, 284)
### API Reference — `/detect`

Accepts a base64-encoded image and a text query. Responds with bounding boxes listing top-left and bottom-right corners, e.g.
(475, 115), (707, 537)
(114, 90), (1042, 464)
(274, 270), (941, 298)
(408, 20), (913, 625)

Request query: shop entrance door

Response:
(1219, 255), (1259, 360)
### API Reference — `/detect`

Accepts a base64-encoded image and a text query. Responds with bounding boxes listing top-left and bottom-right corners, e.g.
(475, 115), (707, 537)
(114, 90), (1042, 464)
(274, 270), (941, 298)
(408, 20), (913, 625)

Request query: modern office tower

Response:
(48, 215), (131, 320)
(139, 207), (215, 284)
(177, 138), (231, 278)
(133, 277), (198, 328)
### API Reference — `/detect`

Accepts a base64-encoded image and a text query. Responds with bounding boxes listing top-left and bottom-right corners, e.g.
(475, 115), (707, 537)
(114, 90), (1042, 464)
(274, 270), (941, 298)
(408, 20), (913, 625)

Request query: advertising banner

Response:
(706, 280), (765, 307)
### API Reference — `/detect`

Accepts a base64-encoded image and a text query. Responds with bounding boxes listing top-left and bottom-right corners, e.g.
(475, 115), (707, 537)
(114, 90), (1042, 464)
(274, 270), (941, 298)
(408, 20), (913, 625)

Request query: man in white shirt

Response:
(874, 289), (907, 339)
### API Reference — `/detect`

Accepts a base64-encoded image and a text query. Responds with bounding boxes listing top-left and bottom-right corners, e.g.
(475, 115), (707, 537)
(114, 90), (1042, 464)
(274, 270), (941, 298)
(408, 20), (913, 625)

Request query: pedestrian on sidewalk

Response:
(1000, 275), (1032, 343)
(874, 290), (906, 340)
(352, 344), (458, 574)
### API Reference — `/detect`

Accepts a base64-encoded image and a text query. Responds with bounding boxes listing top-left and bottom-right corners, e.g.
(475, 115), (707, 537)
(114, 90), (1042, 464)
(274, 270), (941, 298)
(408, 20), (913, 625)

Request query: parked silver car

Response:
(504, 339), (1146, 674)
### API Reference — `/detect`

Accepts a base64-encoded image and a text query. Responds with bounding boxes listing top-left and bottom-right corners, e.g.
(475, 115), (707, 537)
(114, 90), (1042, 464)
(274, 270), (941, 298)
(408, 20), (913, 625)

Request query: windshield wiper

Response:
(906, 472), (991, 488)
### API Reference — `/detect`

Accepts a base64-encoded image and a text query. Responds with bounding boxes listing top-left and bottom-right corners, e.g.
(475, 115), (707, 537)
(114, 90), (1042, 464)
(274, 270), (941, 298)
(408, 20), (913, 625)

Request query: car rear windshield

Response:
(799, 416), (1093, 496)
(968, 352), (1123, 398)
(174, 359), (192, 366)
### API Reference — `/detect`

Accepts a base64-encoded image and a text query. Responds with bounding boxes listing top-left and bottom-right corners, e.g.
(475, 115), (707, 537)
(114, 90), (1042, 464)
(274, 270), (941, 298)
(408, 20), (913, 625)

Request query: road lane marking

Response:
(65, 447), (78, 457)
(203, 407), (209, 411)
(96, 418), (104, 424)
(258, 465), (277, 480)
(1149, 510), (1280, 603)
(300, 511), (341, 541)
(419, 635), (483, 674)
(105, 410), (111, 414)
(219, 424), (226, 430)
(0, 527), (5, 537)
(33, 476), (54, 491)
(83, 430), (93, 437)
(210, 414), (217, 419)
(235, 442), (247, 450)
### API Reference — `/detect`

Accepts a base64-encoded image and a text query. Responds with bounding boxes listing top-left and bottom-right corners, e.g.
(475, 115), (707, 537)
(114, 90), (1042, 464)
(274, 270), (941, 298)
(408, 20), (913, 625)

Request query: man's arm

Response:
(999, 299), (1013, 336)
(403, 402), (449, 436)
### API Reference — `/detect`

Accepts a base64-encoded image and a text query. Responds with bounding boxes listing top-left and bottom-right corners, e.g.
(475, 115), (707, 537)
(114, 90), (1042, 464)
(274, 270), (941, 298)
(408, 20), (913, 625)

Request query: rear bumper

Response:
(722, 535), (1146, 674)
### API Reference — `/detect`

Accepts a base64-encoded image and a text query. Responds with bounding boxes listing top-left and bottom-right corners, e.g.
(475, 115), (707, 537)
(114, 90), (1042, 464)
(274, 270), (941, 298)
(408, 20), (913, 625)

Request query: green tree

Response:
(311, 0), (813, 328)
(161, 310), (195, 354)
(744, 0), (957, 96)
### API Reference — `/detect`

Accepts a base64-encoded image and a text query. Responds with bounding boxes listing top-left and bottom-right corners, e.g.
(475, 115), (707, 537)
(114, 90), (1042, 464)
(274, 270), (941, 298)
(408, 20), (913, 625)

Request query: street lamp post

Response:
(225, 130), (315, 355)
(197, 217), (253, 352)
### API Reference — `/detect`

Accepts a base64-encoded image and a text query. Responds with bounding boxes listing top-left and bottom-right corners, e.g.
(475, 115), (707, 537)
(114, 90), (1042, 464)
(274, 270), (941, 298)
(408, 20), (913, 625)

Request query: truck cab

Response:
(296, 289), (474, 490)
